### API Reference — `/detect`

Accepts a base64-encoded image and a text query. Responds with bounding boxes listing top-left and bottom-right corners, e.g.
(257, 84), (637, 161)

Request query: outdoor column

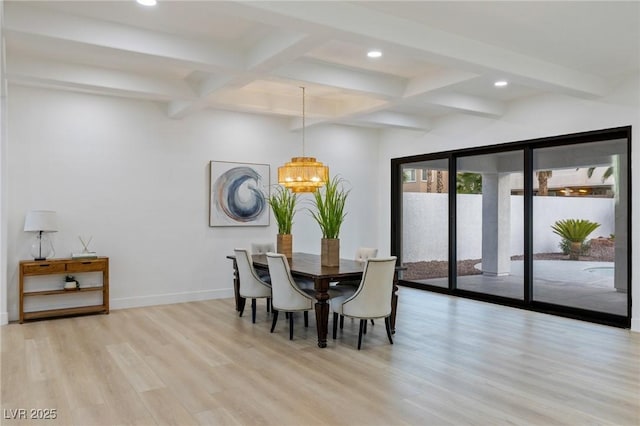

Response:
(481, 173), (511, 276)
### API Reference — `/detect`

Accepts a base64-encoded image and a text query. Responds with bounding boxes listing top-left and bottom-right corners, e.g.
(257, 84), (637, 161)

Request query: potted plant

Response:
(551, 218), (600, 260)
(267, 185), (297, 258)
(309, 176), (350, 266)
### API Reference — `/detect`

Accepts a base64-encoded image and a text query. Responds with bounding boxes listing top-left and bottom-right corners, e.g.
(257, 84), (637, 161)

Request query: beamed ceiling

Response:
(3, 1), (639, 131)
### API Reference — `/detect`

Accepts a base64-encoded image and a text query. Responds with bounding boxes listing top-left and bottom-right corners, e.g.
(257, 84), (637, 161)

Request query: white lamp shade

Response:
(24, 210), (58, 232)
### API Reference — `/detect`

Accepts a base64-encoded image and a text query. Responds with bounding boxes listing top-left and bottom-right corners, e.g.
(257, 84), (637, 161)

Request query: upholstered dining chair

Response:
(266, 252), (343, 340)
(335, 247), (379, 289)
(251, 242), (275, 282)
(251, 242), (274, 255)
(354, 247), (378, 263)
(331, 257), (397, 349)
(234, 248), (272, 323)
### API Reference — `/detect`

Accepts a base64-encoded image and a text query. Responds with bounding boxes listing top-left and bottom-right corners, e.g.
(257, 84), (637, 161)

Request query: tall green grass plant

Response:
(267, 186), (297, 234)
(309, 176), (350, 239)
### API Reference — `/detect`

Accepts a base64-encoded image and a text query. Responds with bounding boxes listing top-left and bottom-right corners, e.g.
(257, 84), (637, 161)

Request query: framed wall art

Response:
(209, 161), (270, 227)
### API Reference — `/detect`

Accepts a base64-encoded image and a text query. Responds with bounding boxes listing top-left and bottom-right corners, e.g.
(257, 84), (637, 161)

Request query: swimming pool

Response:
(584, 266), (615, 276)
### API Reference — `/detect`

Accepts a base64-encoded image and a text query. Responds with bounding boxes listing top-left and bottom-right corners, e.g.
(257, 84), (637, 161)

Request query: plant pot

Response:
(277, 234), (293, 259)
(321, 238), (340, 267)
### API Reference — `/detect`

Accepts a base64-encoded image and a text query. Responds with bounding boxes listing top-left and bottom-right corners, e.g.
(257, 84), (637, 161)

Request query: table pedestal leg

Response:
(232, 259), (242, 312)
(314, 278), (330, 348)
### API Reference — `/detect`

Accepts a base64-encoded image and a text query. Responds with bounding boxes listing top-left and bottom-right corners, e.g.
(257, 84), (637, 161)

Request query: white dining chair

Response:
(266, 252), (343, 340)
(354, 247), (378, 263)
(335, 247), (379, 289)
(234, 248), (272, 323)
(251, 243), (274, 255)
(331, 257), (397, 349)
(251, 242), (274, 282)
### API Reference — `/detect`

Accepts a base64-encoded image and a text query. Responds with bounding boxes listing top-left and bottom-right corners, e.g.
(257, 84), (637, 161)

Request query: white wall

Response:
(0, 2), (7, 325)
(2, 85), (380, 321)
(379, 74), (640, 331)
(403, 193), (615, 262)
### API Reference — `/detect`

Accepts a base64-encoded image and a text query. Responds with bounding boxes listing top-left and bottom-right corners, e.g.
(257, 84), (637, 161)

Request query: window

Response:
(403, 169), (416, 182)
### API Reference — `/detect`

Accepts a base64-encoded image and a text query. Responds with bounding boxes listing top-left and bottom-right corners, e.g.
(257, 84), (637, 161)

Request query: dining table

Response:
(227, 252), (401, 348)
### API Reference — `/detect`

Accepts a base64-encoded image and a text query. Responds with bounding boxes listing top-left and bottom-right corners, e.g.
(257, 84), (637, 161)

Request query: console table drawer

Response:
(66, 259), (107, 272)
(22, 263), (66, 275)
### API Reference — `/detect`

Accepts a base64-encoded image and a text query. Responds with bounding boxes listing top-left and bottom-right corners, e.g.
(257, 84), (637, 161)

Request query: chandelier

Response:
(278, 87), (329, 193)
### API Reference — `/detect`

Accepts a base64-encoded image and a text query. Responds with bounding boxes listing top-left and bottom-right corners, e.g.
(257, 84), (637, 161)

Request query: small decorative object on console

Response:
(72, 235), (98, 259)
(64, 275), (79, 290)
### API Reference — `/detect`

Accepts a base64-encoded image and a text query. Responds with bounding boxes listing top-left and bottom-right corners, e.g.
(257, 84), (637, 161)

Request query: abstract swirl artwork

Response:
(210, 161), (270, 227)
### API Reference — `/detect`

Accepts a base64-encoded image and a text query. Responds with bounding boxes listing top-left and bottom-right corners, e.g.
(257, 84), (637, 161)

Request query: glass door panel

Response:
(401, 159), (449, 288)
(532, 140), (628, 315)
(456, 151), (524, 299)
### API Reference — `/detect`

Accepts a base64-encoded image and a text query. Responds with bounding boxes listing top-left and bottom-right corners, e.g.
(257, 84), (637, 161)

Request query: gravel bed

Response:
(404, 238), (615, 280)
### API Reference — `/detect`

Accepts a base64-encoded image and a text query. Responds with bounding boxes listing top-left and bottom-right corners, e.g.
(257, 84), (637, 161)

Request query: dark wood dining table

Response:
(227, 252), (401, 348)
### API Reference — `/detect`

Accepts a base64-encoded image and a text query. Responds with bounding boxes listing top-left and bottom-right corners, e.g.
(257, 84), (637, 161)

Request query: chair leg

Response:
(332, 312), (338, 339)
(304, 311), (309, 327)
(289, 312), (294, 340)
(238, 297), (246, 317)
(385, 317), (394, 345)
(371, 319), (375, 326)
(357, 319), (365, 350)
(267, 298), (271, 313)
(270, 310), (279, 333)
(340, 315), (344, 330)
(251, 299), (257, 323)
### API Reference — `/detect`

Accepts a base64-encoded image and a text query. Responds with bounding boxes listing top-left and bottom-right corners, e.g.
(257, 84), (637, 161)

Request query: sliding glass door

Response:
(401, 159), (449, 289)
(392, 126), (631, 327)
(532, 139), (628, 316)
(456, 151), (524, 300)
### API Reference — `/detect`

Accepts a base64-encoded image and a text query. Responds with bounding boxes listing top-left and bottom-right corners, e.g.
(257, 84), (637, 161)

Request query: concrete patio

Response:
(409, 260), (626, 316)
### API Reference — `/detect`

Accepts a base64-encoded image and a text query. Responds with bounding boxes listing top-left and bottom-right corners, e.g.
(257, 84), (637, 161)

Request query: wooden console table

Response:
(19, 257), (109, 323)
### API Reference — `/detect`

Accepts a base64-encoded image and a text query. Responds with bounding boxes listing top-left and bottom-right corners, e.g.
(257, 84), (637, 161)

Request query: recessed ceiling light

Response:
(136, 0), (157, 6)
(494, 80), (508, 87)
(367, 50), (382, 58)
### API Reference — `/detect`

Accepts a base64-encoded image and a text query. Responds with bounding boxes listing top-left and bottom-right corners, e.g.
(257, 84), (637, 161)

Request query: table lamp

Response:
(24, 210), (58, 260)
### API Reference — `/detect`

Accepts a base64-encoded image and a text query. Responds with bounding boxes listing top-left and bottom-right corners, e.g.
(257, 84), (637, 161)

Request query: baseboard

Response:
(0, 311), (8, 326)
(631, 318), (640, 333)
(110, 288), (234, 310)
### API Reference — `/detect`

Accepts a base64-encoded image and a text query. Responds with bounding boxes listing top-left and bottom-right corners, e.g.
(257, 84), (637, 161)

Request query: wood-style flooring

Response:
(1, 287), (639, 425)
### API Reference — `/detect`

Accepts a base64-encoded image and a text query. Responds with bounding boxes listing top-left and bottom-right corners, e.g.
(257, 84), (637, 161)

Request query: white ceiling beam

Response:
(348, 111), (432, 131)
(404, 69), (479, 98)
(246, 30), (322, 72)
(4, 3), (243, 72)
(274, 58), (406, 99)
(205, 89), (338, 119)
(7, 55), (196, 101)
(240, 1), (609, 98)
(169, 32), (328, 119)
(421, 93), (505, 118)
(168, 74), (240, 119)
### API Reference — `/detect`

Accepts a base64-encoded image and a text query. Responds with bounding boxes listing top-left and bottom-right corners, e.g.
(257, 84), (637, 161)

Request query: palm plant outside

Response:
(551, 218), (600, 260)
(267, 186), (297, 234)
(310, 176), (350, 239)
(587, 166), (614, 182)
(551, 219), (600, 243)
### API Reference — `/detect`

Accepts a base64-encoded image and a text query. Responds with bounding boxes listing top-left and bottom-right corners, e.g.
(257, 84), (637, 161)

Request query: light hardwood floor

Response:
(2, 287), (639, 425)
